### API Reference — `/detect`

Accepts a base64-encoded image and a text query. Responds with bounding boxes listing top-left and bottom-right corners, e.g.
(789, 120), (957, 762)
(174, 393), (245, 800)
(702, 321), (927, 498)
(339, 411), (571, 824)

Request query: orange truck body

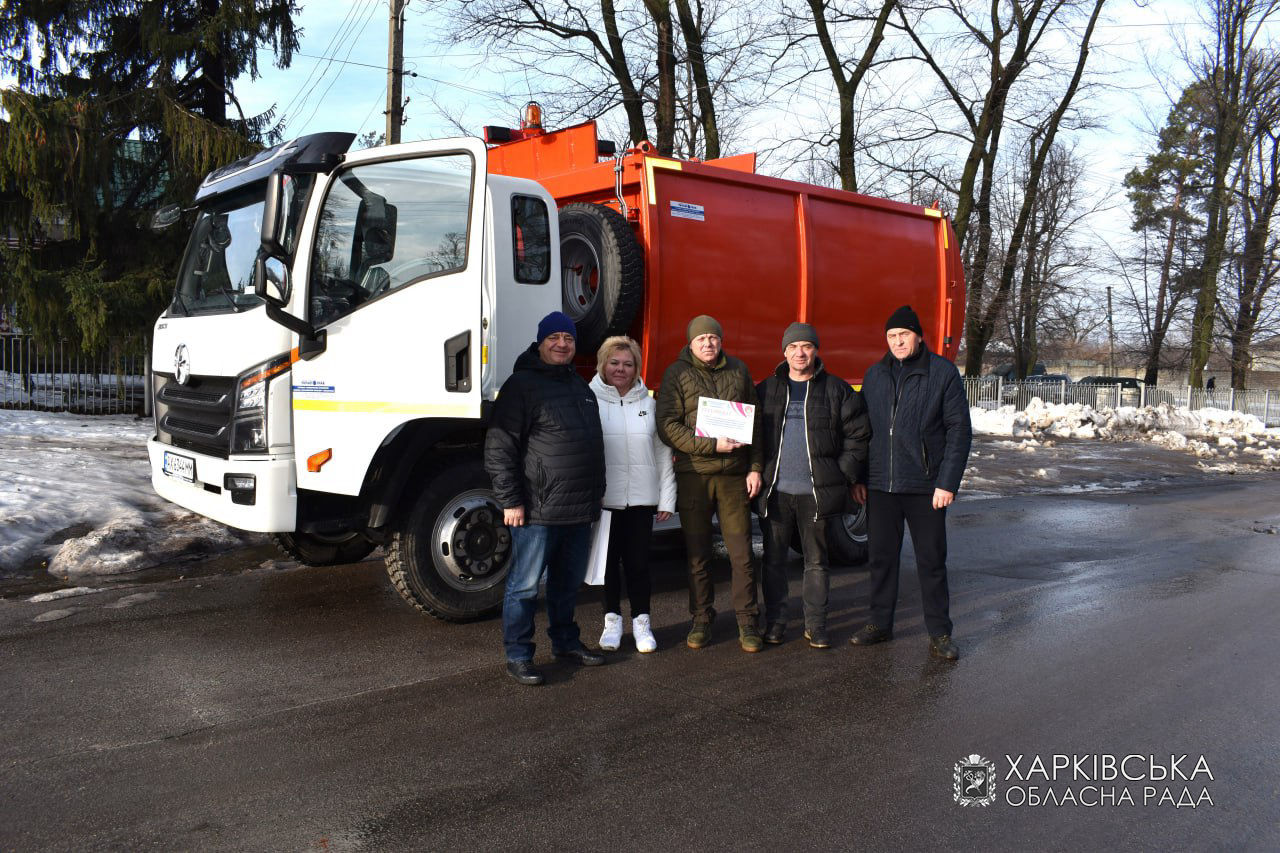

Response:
(488, 120), (965, 385)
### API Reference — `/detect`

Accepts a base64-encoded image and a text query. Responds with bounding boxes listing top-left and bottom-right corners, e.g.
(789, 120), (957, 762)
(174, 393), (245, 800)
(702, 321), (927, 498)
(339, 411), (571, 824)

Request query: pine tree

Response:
(1123, 84), (1212, 384)
(0, 0), (299, 349)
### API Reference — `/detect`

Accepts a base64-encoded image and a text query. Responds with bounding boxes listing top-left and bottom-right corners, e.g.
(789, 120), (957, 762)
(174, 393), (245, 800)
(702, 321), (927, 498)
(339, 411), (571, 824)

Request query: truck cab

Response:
(149, 132), (561, 619)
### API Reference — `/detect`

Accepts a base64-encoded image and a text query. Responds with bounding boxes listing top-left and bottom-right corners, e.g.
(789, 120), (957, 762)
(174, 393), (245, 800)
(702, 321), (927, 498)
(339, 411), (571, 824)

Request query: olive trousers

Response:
(676, 472), (759, 625)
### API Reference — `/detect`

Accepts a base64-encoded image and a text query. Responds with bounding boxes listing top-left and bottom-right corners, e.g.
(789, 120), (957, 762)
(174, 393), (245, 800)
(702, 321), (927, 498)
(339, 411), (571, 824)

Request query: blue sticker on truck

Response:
(292, 380), (336, 394)
(670, 201), (705, 221)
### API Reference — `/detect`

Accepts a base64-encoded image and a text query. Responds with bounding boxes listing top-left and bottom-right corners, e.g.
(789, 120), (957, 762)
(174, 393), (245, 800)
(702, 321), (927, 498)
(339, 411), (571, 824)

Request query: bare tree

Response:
(776, 0), (898, 191)
(999, 144), (1097, 378)
(673, 0), (720, 158)
(1220, 87), (1280, 387)
(1184, 0), (1280, 387)
(447, 0), (774, 156)
(894, 0), (1108, 376)
(450, 0), (650, 145)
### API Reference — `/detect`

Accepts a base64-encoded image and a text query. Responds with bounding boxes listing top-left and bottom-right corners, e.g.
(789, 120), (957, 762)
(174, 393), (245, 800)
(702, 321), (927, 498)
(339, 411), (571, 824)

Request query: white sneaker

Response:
(633, 614), (657, 654)
(599, 612), (623, 651)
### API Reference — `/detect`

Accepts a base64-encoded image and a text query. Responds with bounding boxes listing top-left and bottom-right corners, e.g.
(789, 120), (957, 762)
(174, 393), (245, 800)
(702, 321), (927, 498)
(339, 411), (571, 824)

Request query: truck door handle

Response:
(444, 330), (471, 393)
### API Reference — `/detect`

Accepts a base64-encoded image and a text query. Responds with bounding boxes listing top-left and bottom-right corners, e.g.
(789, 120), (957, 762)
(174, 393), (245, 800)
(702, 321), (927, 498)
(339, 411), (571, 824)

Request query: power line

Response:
(277, 2), (369, 125)
(357, 84), (389, 138)
(287, 0), (379, 131)
(292, 50), (508, 100)
(297, 0), (383, 132)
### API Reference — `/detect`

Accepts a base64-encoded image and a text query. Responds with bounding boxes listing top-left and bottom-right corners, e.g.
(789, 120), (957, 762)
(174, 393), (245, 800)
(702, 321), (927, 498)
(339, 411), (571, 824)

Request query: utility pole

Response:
(1106, 285), (1115, 376)
(386, 0), (407, 144)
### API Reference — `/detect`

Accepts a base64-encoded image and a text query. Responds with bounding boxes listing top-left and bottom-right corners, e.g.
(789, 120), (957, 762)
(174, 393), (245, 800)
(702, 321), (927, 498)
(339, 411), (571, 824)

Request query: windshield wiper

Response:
(207, 285), (243, 313)
(170, 291), (190, 316)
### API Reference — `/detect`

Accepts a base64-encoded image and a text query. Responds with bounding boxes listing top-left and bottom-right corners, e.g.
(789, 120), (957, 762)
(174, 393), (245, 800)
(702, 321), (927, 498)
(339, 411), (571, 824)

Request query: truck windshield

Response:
(171, 174), (313, 316)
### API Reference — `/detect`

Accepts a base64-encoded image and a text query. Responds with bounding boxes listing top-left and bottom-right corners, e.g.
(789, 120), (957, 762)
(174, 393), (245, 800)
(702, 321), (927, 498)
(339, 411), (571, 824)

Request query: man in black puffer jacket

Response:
(755, 322), (870, 649)
(850, 305), (972, 662)
(484, 311), (607, 686)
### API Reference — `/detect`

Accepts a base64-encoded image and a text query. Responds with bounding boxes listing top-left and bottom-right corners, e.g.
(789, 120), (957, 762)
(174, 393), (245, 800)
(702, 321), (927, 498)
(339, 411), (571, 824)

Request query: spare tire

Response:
(559, 202), (644, 352)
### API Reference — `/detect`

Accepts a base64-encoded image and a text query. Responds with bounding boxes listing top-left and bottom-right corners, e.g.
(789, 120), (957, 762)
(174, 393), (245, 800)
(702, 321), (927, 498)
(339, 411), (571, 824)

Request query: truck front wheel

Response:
(386, 460), (511, 621)
(273, 531), (375, 566)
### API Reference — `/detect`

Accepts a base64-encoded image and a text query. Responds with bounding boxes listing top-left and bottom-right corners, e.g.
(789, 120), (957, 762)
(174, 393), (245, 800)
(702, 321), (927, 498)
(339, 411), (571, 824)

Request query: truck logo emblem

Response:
(174, 344), (191, 385)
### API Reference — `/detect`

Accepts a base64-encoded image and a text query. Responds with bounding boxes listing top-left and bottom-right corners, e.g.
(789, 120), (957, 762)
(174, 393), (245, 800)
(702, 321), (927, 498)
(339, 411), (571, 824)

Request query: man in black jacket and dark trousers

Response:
(484, 311), (607, 685)
(851, 305), (972, 661)
(756, 322), (870, 649)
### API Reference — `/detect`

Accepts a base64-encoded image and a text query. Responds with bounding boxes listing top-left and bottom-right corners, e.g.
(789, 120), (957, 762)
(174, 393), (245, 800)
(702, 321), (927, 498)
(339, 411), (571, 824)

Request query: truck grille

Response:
(154, 373), (235, 458)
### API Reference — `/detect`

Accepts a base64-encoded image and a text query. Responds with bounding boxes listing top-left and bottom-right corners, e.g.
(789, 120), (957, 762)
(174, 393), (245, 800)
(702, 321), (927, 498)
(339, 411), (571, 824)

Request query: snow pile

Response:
(0, 411), (262, 578)
(970, 400), (1280, 467)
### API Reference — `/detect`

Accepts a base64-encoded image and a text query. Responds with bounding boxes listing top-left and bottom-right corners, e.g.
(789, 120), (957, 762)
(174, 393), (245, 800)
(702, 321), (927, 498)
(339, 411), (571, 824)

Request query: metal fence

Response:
(1, 334), (148, 415)
(964, 377), (1280, 427)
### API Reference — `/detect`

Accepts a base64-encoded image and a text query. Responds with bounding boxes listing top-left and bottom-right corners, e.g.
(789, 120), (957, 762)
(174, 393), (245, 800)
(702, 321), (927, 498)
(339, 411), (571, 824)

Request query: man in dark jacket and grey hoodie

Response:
(756, 322), (870, 649)
(851, 305), (972, 661)
(484, 311), (607, 685)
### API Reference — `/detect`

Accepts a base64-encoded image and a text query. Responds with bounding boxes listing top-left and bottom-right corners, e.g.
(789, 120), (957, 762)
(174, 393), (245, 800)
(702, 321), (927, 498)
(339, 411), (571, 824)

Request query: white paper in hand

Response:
(584, 509), (612, 585)
(694, 397), (755, 444)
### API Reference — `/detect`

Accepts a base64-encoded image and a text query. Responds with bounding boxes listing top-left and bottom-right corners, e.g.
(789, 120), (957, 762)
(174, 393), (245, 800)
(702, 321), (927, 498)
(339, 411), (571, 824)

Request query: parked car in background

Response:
(1077, 375), (1142, 407)
(1003, 373), (1073, 406)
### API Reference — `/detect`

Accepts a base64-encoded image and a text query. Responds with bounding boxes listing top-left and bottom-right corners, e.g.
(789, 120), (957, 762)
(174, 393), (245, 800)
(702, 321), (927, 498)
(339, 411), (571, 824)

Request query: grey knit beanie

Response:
(781, 322), (819, 350)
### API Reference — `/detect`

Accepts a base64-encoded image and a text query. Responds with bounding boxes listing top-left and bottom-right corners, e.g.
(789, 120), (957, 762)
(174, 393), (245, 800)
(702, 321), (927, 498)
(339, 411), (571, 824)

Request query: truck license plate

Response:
(162, 451), (196, 483)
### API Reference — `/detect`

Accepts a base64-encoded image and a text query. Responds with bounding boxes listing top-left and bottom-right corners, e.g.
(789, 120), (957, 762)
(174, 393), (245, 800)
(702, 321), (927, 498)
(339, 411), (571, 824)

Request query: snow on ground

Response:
(0, 411), (260, 582)
(1, 398), (1278, 588)
(970, 399), (1280, 467)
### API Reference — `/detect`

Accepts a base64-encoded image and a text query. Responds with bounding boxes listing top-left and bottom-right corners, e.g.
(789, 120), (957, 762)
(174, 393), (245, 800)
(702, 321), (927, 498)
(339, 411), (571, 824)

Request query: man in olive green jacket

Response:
(656, 315), (764, 652)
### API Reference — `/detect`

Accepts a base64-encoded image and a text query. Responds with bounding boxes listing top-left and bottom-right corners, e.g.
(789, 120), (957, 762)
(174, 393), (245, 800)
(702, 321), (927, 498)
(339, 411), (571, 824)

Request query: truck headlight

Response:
(232, 352), (292, 453)
(239, 381), (266, 411)
(232, 416), (267, 452)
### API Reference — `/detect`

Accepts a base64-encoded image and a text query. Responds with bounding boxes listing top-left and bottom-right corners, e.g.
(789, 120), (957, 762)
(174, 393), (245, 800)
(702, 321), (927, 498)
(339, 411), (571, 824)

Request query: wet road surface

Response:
(1, 476), (1278, 849)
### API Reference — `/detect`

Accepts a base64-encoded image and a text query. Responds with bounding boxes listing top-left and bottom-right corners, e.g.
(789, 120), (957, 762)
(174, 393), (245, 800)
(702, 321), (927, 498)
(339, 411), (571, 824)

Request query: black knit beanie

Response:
(885, 305), (923, 336)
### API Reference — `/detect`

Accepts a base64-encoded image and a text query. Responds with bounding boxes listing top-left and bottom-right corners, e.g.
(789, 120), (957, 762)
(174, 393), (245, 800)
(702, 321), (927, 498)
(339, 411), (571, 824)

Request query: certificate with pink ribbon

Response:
(694, 397), (755, 444)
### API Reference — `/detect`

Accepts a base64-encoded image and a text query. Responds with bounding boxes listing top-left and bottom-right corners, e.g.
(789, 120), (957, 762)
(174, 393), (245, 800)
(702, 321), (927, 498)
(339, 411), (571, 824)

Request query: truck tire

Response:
(273, 531), (376, 566)
(827, 503), (869, 566)
(559, 202), (644, 352)
(385, 459), (512, 621)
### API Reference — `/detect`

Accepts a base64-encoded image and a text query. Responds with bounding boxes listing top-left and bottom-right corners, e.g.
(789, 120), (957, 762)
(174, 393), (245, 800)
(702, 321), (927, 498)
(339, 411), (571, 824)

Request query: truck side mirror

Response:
(260, 171), (288, 258)
(256, 255), (290, 306)
(151, 204), (182, 232)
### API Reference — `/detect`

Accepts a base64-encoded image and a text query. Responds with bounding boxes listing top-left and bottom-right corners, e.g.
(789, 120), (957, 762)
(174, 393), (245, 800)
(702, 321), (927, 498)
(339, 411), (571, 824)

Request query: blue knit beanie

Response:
(536, 311), (576, 342)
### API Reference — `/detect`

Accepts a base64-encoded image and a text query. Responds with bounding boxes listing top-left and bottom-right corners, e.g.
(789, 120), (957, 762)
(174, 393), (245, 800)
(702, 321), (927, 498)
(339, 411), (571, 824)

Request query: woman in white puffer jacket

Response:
(590, 336), (677, 653)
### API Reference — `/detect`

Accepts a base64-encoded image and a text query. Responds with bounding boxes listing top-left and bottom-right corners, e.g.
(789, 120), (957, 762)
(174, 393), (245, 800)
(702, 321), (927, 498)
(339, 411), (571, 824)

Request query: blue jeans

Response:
(502, 523), (592, 663)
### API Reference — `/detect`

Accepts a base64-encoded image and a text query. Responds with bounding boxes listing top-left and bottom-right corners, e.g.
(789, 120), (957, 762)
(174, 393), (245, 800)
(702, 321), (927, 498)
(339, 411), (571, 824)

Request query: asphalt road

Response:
(2, 476), (1278, 850)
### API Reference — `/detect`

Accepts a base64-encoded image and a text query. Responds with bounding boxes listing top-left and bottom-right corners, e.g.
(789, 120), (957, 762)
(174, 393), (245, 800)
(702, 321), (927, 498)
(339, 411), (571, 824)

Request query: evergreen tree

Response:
(1123, 84), (1212, 384)
(0, 0), (299, 349)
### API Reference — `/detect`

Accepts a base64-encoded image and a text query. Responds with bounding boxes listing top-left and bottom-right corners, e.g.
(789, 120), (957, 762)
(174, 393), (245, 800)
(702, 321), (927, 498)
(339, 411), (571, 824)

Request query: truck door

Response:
(290, 139), (487, 495)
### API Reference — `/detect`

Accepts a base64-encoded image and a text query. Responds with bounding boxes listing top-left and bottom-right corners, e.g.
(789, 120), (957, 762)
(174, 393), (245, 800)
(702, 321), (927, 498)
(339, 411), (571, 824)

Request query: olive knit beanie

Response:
(686, 314), (724, 342)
